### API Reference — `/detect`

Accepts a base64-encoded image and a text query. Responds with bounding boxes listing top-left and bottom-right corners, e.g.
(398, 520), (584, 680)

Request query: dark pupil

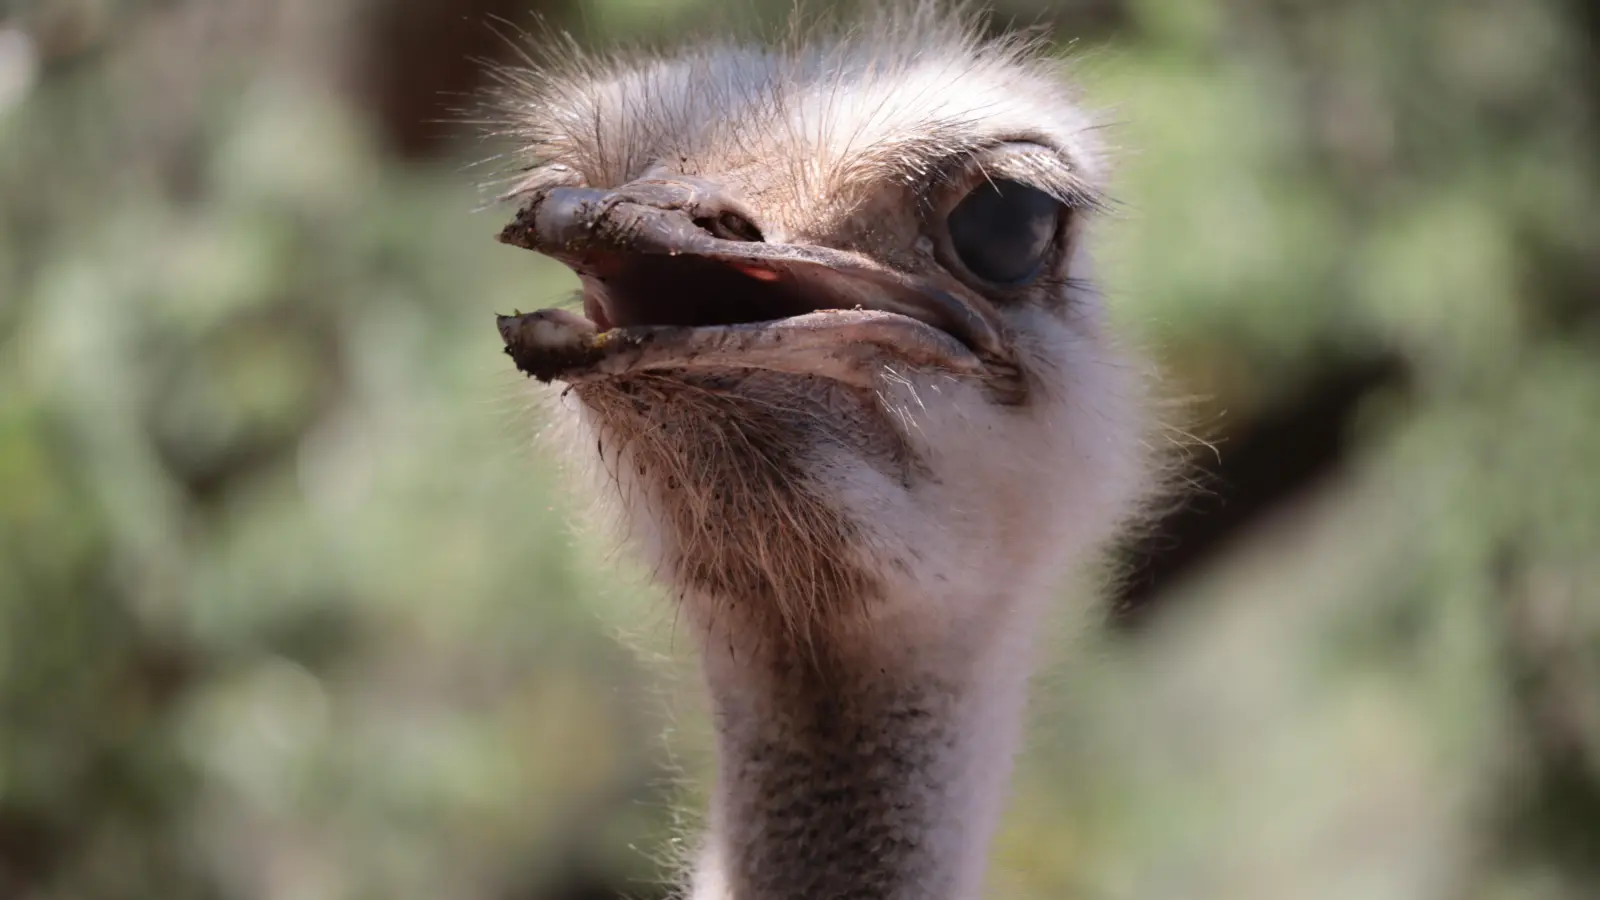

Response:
(946, 178), (1062, 285)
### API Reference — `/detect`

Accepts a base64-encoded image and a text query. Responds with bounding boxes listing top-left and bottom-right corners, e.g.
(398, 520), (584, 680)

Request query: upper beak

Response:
(496, 180), (1010, 363)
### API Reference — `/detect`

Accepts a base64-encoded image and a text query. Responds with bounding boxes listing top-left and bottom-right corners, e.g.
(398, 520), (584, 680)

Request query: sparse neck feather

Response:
(687, 585), (1042, 900)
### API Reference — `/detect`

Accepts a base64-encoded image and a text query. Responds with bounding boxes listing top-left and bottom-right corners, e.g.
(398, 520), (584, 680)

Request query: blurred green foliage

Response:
(1, 1), (1596, 899)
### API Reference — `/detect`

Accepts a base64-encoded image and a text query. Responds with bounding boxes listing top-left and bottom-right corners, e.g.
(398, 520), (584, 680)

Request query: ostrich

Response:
(489, 5), (1156, 899)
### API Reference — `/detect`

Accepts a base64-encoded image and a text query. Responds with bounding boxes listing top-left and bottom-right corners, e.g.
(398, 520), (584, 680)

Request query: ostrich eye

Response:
(945, 178), (1062, 286)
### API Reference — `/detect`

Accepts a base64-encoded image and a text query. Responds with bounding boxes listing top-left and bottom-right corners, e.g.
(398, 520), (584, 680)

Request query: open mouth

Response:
(576, 253), (825, 332)
(494, 183), (1005, 388)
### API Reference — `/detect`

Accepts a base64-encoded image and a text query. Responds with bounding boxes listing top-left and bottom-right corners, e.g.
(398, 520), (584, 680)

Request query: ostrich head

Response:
(490, 6), (1153, 899)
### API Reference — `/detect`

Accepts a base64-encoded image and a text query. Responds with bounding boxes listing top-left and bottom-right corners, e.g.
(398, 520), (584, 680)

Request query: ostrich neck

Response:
(689, 596), (1037, 900)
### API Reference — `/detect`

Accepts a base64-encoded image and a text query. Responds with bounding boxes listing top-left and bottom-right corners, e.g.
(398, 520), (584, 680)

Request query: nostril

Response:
(697, 211), (764, 243)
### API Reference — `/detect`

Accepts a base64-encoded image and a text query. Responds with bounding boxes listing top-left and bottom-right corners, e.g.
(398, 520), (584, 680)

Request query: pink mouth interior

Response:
(576, 255), (829, 332)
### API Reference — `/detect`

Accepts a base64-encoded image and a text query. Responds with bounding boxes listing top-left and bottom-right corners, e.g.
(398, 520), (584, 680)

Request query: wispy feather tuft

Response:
(479, 2), (1106, 217)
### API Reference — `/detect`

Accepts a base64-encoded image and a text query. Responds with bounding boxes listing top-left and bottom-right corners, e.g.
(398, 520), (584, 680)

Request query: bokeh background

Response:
(2, 0), (1597, 898)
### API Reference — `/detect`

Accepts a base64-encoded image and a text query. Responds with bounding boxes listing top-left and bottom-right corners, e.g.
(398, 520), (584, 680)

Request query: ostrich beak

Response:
(494, 181), (1013, 390)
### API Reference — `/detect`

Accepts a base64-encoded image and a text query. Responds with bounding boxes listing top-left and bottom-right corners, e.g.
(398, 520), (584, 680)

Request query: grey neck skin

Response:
(688, 627), (1033, 900)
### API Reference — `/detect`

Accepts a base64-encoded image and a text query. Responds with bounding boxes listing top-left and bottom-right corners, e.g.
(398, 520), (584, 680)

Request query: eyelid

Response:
(918, 139), (1098, 219)
(974, 142), (1102, 212)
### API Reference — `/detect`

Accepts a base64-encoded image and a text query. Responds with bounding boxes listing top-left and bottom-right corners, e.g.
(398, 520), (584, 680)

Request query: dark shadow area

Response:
(1111, 354), (1410, 629)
